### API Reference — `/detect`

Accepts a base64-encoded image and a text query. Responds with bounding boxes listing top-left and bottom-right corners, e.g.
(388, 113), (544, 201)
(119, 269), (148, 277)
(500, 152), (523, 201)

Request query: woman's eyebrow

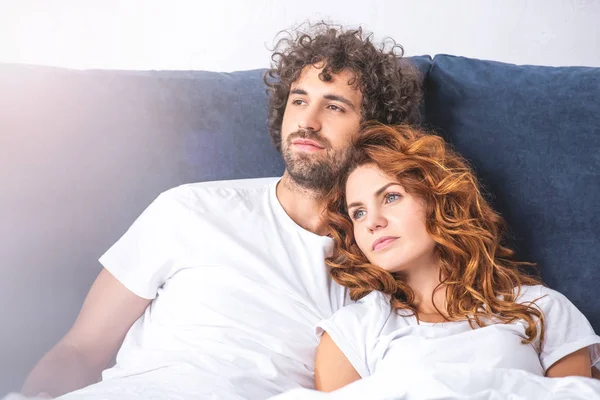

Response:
(347, 182), (399, 209)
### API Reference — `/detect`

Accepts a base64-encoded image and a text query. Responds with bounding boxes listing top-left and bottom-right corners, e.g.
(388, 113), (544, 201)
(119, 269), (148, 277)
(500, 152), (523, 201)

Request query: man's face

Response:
(280, 65), (362, 192)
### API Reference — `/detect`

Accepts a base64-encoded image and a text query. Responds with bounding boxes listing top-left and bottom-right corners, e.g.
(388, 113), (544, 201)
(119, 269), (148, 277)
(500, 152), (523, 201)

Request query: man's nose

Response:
(298, 106), (322, 132)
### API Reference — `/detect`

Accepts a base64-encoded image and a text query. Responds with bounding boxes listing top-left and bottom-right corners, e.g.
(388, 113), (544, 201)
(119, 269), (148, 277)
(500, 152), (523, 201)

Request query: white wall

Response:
(0, 0), (598, 71)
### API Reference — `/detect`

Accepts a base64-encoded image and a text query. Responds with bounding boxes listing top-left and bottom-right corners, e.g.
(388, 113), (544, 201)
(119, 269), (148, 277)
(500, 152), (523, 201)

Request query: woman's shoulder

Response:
(345, 290), (392, 312)
(514, 284), (574, 311)
(356, 290), (392, 306)
(329, 291), (393, 325)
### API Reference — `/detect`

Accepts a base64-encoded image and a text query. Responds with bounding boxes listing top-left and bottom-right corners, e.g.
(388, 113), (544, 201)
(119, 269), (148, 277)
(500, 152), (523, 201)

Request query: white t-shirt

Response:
(317, 285), (600, 378)
(59, 178), (348, 400)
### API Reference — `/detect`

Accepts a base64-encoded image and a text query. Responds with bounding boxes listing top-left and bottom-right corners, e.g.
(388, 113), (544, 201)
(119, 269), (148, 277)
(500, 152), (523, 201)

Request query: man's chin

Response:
(286, 169), (337, 192)
(285, 156), (324, 174)
(289, 150), (326, 162)
(288, 169), (322, 183)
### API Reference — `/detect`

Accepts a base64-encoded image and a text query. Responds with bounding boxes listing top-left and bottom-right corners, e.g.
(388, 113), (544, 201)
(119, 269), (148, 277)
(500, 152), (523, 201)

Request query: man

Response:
(20, 22), (422, 399)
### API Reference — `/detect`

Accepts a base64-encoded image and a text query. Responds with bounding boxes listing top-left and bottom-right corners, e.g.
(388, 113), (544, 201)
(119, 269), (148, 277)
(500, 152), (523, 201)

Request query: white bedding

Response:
(4, 366), (599, 400)
(269, 364), (600, 400)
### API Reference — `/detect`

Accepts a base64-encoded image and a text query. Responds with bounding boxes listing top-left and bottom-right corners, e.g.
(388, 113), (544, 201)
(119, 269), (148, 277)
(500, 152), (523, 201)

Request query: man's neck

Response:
(276, 171), (330, 236)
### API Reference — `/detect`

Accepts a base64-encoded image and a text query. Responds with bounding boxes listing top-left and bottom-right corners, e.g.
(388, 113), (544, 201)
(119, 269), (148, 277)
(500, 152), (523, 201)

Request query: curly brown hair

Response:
(264, 21), (423, 152)
(325, 123), (545, 344)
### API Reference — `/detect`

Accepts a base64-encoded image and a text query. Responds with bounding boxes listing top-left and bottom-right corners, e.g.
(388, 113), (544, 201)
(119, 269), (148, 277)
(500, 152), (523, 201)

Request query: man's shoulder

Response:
(185, 177), (281, 191)
(164, 177), (280, 198)
(157, 177), (280, 212)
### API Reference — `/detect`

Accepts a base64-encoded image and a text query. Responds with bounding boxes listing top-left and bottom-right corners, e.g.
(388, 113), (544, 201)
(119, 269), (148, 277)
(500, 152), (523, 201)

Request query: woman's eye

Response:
(352, 209), (366, 220)
(385, 193), (401, 203)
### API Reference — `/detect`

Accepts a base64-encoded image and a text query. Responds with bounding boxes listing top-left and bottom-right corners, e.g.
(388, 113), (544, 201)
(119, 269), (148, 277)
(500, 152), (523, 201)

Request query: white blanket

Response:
(269, 364), (600, 400)
(4, 366), (599, 400)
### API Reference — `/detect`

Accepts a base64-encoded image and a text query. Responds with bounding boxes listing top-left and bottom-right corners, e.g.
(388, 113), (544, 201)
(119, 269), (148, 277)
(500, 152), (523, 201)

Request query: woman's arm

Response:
(314, 332), (361, 392)
(592, 365), (600, 379)
(545, 347), (592, 378)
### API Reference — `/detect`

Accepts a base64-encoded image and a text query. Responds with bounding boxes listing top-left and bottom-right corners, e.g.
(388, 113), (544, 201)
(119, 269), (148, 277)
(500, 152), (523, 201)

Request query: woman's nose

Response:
(366, 211), (387, 232)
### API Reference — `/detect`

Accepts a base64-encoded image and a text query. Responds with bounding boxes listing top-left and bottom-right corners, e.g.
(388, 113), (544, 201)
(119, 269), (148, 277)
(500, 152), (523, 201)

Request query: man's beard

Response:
(282, 129), (350, 193)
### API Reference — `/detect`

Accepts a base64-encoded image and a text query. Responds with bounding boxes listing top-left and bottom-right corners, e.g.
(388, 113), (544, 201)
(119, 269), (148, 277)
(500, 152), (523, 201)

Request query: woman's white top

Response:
(317, 285), (600, 377)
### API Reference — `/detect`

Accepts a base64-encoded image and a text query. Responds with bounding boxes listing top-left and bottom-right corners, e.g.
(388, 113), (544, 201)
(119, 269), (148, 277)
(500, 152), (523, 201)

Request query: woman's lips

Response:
(372, 236), (399, 251)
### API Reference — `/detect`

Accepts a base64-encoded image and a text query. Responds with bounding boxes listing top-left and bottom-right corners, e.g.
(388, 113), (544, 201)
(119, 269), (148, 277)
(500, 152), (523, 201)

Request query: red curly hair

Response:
(325, 123), (545, 344)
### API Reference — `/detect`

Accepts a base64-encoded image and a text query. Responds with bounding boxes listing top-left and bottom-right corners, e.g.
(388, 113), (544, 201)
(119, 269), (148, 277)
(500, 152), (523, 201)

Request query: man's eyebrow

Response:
(289, 88), (357, 111)
(324, 94), (357, 110)
(290, 88), (308, 96)
(346, 183), (400, 210)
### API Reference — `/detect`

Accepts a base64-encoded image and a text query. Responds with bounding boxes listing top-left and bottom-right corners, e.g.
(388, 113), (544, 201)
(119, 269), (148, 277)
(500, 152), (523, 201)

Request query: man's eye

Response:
(292, 99), (306, 105)
(385, 193), (401, 203)
(352, 209), (366, 220)
(327, 104), (344, 112)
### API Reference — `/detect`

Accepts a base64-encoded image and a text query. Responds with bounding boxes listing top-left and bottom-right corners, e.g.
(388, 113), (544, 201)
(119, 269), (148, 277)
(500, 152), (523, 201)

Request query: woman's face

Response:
(345, 164), (437, 273)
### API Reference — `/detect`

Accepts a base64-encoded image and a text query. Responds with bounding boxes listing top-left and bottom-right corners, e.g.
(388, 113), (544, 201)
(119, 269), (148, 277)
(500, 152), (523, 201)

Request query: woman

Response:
(316, 123), (600, 392)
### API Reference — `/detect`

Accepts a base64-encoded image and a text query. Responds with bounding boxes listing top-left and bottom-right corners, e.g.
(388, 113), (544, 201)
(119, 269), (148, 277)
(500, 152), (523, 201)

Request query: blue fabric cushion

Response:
(424, 55), (600, 332)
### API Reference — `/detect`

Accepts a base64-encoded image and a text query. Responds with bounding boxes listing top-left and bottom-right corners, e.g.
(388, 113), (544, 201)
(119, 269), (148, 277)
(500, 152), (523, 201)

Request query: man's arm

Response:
(21, 268), (152, 398)
(314, 332), (361, 392)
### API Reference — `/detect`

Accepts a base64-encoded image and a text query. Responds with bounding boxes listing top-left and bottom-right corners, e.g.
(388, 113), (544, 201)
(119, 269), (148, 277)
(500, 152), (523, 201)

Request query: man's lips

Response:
(291, 138), (325, 150)
(372, 236), (399, 251)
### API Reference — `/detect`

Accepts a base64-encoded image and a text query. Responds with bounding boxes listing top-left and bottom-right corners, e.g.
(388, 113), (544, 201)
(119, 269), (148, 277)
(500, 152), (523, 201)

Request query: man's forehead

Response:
(292, 64), (359, 89)
(290, 65), (362, 112)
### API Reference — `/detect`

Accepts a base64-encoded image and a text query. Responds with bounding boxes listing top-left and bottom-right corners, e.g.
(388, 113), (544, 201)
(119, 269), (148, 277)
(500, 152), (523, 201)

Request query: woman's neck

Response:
(403, 256), (448, 318)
